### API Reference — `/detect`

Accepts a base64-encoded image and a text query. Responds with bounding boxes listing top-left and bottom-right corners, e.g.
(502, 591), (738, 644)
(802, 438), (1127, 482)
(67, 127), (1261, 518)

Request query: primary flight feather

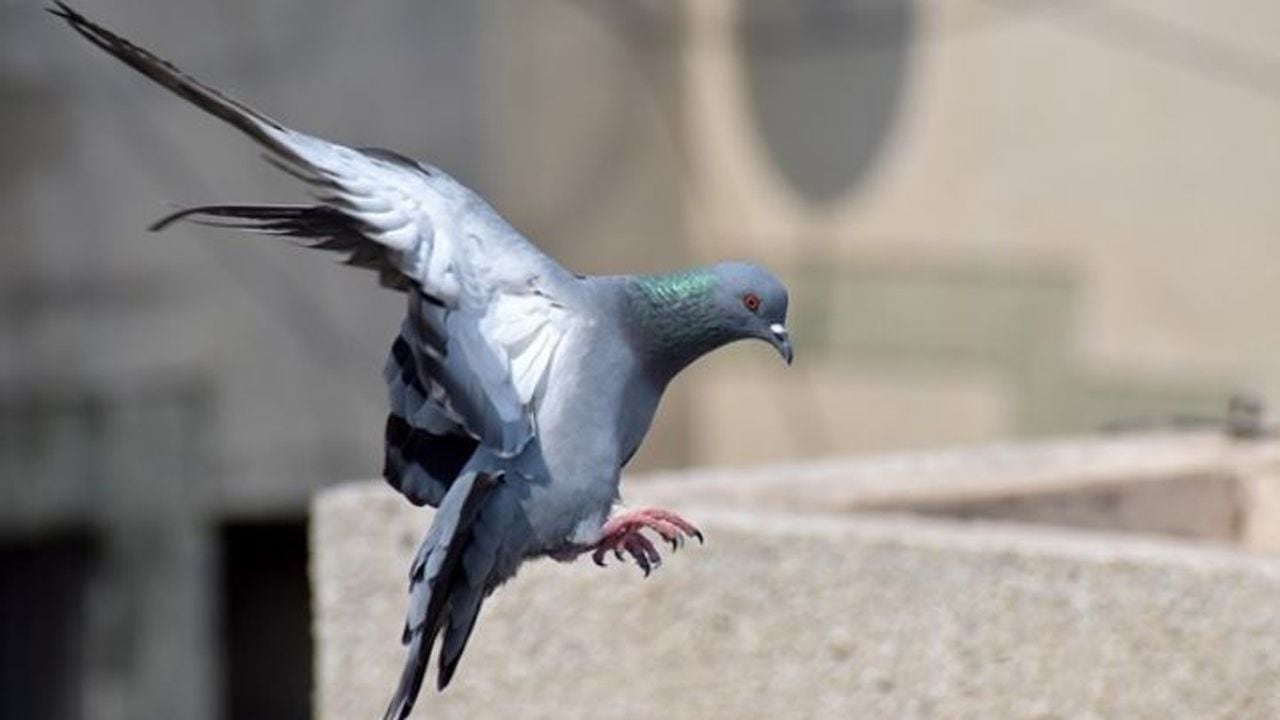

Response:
(50, 3), (793, 718)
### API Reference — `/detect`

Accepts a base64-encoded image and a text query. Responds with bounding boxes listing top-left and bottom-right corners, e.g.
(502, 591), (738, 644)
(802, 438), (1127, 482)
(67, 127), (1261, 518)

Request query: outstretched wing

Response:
(52, 2), (579, 457)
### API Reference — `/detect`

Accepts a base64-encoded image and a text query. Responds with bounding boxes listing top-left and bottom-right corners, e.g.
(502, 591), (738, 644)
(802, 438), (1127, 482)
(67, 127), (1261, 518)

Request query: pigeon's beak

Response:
(768, 323), (793, 365)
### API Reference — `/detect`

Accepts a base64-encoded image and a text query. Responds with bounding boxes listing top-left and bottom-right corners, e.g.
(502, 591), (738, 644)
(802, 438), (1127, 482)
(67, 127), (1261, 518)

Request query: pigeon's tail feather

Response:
(437, 579), (487, 690)
(384, 471), (503, 720)
(152, 204), (411, 292)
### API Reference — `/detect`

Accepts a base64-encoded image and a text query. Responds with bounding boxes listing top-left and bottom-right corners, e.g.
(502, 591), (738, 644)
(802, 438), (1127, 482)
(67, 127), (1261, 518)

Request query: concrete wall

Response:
(313, 478), (1280, 719)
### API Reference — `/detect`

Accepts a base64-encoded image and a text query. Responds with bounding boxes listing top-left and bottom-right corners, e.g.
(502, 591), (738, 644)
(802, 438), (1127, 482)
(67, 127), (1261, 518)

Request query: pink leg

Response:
(588, 508), (704, 577)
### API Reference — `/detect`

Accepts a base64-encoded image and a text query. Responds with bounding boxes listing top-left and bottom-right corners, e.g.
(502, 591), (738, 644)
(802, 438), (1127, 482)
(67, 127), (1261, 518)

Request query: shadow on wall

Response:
(741, 0), (914, 204)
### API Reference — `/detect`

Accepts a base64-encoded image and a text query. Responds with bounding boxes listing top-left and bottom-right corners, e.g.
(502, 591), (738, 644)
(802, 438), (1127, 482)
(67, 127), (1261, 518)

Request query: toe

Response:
(622, 536), (652, 577)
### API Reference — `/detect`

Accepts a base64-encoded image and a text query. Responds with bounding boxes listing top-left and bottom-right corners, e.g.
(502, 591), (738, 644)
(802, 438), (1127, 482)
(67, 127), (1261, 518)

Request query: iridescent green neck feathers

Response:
(626, 269), (732, 379)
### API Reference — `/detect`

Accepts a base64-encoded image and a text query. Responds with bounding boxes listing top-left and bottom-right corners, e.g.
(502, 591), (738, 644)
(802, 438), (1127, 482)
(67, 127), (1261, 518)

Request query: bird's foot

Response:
(589, 508), (703, 577)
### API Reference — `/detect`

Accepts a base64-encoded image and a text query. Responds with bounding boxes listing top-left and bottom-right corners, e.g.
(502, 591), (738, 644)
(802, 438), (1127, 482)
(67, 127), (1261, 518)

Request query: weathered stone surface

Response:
(633, 431), (1280, 546)
(313, 480), (1280, 720)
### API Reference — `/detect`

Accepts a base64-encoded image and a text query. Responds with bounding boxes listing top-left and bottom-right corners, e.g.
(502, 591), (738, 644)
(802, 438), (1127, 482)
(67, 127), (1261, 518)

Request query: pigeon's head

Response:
(709, 261), (793, 365)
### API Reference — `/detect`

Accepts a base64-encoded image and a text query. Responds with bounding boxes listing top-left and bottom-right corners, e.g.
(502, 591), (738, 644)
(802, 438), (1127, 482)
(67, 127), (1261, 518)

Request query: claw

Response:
(636, 534), (661, 568)
(692, 529), (704, 544)
(625, 538), (651, 577)
(624, 534), (663, 578)
(593, 549), (607, 567)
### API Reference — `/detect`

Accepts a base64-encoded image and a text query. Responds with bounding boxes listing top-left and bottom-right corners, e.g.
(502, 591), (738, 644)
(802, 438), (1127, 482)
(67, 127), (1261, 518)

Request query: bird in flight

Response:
(50, 4), (793, 718)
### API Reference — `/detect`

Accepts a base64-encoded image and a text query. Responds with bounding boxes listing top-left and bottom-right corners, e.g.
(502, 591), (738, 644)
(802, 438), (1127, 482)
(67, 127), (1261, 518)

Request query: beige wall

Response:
(676, 0), (1280, 464)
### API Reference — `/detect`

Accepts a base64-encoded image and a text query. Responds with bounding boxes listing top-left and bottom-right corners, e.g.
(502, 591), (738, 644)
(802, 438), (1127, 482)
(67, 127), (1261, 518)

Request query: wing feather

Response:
(52, 2), (580, 457)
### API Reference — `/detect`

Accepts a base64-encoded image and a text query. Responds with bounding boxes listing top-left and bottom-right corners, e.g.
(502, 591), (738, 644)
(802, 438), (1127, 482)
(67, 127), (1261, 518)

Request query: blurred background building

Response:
(2, 1), (1278, 719)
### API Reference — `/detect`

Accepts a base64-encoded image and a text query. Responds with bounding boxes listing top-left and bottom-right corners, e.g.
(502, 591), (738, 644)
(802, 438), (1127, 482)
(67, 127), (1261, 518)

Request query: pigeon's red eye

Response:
(742, 292), (761, 313)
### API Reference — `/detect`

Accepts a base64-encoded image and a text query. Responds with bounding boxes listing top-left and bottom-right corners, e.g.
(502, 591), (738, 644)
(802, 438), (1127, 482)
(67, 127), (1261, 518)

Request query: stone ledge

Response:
(632, 431), (1280, 547)
(312, 480), (1280, 720)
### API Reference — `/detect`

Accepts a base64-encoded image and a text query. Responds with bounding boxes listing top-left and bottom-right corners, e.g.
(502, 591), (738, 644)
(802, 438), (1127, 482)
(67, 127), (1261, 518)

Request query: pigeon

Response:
(51, 4), (793, 718)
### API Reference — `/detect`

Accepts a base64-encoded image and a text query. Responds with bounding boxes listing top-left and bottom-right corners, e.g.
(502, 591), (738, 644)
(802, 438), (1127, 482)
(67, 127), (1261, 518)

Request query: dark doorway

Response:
(219, 521), (311, 720)
(0, 532), (96, 720)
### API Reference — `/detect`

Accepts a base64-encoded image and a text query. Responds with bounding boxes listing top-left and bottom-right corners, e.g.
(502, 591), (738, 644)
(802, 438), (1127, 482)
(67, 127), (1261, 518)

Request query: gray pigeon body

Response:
(52, 5), (793, 718)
